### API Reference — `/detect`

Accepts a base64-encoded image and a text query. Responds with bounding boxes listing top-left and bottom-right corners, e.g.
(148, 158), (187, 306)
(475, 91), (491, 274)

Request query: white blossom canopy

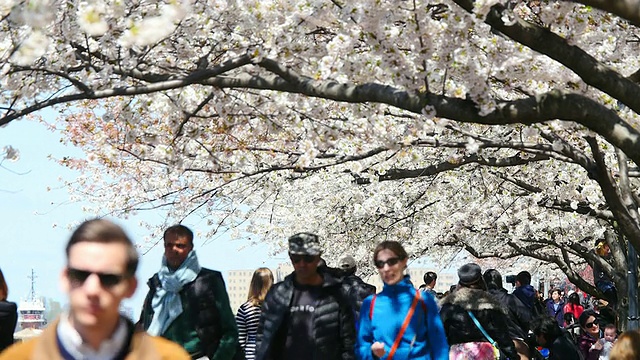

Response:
(2, 0), (640, 293)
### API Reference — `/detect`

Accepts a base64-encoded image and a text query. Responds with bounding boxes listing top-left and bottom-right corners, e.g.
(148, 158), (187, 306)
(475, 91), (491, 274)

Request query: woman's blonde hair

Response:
(0, 268), (8, 301)
(610, 329), (640, 360)
(247, 267), (274, 306)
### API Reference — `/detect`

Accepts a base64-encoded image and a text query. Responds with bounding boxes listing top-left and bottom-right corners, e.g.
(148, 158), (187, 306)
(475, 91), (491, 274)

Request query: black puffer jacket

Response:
(341, 274), (376, 318)
(440, 287), (519, 360)
(0, 301), (17, 352)
(254, 271), (355, 360)
(487, 287), (532, 338)
(139, 268), (240, 360)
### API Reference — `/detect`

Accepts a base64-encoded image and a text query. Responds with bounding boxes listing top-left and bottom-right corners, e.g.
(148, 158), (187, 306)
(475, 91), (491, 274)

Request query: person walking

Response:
(0, 268), (17, 353)
(255, 232), (355, 360)
(422, 271), (438, 297)
(337, 254), (376, 324)
(138, 224), (240, 360)
(513, 271), (545, 319)
(546, 289), (565, 327)
(531, 316), (583, 360)
(236, 268), (273, 360)
(564, 292), (585, 325)
(0, 219), (190, 359)
(356, 241), (448, 360)
(483, 269), (532, 360)
(440, 263), (519, 360)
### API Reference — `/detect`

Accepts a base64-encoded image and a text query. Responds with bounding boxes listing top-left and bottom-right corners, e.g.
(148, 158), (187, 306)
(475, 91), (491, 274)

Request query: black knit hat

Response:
(458, 263), (483, 285)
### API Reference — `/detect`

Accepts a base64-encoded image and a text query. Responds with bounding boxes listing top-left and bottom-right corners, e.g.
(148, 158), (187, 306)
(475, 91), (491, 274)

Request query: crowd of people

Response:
(0, 219), (639, 360)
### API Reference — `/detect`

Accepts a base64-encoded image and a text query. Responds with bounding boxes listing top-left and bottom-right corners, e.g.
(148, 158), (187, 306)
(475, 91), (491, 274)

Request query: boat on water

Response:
(17, 269), (47, 330)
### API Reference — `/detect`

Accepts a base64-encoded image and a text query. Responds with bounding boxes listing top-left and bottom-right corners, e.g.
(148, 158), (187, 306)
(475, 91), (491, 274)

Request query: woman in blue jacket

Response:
(356, 241), (449, 360)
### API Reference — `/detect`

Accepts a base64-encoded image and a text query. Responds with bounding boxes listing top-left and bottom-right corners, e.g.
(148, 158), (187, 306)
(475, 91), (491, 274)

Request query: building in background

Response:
(227, 263), (293, 312)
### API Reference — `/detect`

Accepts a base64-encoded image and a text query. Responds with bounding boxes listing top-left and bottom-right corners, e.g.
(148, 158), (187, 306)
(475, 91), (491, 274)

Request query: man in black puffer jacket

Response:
(255, 233), (355, 360)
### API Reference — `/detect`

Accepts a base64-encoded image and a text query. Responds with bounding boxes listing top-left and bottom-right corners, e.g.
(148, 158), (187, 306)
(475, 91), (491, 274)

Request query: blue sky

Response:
(0, 114), (285, 315)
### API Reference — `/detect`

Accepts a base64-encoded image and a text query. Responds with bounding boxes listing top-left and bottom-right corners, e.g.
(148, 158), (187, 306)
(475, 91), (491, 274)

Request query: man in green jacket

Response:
(138, 225), (239, 360)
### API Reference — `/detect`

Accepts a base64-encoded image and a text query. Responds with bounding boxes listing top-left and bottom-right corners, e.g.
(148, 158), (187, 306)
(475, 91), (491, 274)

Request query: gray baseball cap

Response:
(338, 255), (356, 270)
(288, 232), (322, 255)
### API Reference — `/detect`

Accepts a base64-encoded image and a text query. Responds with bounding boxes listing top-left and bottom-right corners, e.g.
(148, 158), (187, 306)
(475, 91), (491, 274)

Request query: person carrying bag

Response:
(441, 263), (519, 360)
(355, 241), (449, 360)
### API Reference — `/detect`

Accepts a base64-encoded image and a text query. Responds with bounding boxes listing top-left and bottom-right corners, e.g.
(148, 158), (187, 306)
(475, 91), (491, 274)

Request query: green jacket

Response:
(139, 268), (240, 360)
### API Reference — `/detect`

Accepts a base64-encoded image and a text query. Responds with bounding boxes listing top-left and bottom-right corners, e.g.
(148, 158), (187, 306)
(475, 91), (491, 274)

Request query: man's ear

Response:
(60, 267), (70, 294)
(125, 277), (138, 299)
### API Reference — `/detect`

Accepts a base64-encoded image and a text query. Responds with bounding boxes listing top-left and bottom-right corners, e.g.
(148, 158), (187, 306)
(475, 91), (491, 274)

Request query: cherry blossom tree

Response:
(2, 0), (640, 320)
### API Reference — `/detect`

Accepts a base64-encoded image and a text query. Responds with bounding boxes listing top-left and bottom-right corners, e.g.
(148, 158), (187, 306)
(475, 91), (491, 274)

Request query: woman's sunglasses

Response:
(374, 257), (401, 269)
(585, 319), (599, 329)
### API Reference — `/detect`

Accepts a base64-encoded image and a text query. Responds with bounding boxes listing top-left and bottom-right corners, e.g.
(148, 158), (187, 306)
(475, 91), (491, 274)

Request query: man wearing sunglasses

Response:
(0, 218), (190, 359)
(255, 232), (355, 360)
(138, 224), (240, 360)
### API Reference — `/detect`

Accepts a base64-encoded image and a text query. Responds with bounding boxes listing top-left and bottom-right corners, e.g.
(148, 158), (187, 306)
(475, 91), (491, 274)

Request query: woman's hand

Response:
(371, 342), (386, 357)
(593, 340), (603, 351)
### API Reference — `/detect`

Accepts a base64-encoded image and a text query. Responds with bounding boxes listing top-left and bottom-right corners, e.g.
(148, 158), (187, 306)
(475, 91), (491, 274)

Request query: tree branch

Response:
(451, 0), (640, 116)
(565, 0), (640, 26)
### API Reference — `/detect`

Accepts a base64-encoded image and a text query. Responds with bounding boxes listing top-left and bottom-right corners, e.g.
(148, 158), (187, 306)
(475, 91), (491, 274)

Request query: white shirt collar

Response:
(57, 313), (129, 360)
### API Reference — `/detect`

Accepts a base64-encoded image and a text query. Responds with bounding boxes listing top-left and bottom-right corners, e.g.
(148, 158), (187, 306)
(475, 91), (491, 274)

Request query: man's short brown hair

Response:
(66, 219), (139, 276)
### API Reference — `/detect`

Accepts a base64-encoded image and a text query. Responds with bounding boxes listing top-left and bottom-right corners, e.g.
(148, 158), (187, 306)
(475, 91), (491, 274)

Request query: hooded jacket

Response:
(254, 270), (355, 360)
(356, 276), (448, 360)
(513, 284), (536, 310)
(440, 287), (519, 360)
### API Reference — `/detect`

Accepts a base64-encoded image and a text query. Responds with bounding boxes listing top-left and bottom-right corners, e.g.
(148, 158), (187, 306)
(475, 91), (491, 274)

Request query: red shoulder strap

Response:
(369, 294), (377, 320)
(388, 289), (421, 360)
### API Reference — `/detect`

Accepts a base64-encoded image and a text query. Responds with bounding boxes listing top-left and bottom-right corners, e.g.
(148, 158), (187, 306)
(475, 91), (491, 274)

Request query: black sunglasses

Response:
(585, 319), (599, 329)
(374, 257), (402, 269)
(289, 254), (316, 264)
(67, 267), (128, 288)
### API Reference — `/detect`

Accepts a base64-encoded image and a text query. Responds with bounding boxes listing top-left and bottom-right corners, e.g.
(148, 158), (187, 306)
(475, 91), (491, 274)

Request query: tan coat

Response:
(0, 318), (190, 360)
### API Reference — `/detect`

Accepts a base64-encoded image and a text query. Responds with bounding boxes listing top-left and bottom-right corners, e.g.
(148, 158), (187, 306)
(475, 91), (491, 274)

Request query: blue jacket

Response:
(546, 299), (565, 327)
(356, 276), (449, 360)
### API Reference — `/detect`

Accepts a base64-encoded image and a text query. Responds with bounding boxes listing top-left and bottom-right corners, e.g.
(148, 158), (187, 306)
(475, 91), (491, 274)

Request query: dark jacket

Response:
(254, 271), (355, 360)
(0, 301), (17, 352)
(513, 285), (536, 309)
(546, 300), (565, 327)
(440, 287), (519, 360)
(139, 268), (239, 360)
(341, 274), (375, 320)
(513, 284), (545, 318)
(487, 288), (531, 338)
(548, 332), (583, 360)
(578, 333), (601, 360)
